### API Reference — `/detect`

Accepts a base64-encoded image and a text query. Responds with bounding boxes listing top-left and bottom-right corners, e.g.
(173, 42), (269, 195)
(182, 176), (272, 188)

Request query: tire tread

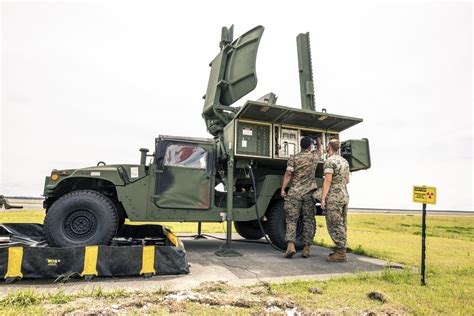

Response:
(44, 190), (118, 247)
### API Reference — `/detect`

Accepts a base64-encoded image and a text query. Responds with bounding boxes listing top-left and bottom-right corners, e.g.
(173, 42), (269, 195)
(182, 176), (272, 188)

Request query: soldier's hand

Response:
(280, 189), (287, 198)
(321, 200), (326, 210)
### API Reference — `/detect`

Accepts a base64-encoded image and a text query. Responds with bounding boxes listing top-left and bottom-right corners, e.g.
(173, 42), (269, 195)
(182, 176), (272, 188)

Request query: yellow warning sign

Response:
(413, 186), (436, 205)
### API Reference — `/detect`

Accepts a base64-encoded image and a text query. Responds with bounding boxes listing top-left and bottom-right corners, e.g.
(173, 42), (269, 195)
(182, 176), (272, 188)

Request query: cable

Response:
(248, 165), (285, 252)
(177, 165), (285, 252)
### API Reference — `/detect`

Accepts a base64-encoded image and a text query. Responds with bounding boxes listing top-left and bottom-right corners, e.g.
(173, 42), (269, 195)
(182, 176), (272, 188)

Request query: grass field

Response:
(1, 210), (473, 314)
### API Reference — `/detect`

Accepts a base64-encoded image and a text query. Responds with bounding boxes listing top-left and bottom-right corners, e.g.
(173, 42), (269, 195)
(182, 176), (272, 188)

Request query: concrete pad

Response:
(0, 234), (389, 294)
(182, 234), (388, 283)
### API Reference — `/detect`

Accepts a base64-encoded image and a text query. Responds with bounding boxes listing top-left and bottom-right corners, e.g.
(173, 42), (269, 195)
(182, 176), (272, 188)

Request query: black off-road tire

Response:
(234, 220), (265, 240)
(264, 200), (304, 250)
(44, 190), (119, 247)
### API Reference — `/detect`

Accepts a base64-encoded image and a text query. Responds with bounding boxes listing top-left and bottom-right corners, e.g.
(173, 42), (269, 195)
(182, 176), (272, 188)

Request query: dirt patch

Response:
(23, 282), (408, 315)
(361, 308), (411, 316)
(167, 282), (296, 311)
(42, 292), (165, 315)
(198, 280), (231, 293)
(367, 291), (389, 303)
(308, 287), (323, 295)
(39, 282), (301, 315)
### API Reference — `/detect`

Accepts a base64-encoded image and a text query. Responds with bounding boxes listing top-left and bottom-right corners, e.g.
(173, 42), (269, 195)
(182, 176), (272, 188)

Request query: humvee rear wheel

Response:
(234, 220), (265, 240)
(44, 190), (119, 247)
(264, 200), (304, 250)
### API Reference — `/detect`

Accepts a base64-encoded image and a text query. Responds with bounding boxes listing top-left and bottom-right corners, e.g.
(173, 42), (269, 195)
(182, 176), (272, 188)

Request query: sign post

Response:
(413, 185), (436, 286)
(421, 202), (427, 285)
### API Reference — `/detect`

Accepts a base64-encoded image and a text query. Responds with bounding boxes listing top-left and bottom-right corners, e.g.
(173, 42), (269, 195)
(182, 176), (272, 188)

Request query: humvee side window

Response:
(164, 144), (207, 169)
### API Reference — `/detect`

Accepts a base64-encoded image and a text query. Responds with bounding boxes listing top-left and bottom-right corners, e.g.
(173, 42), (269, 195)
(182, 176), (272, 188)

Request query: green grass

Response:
(0, 289), (43, 307)
(77, 287), (129, 299)
(275, 213), (474, 315)
(0, 287), (137, 314)
(1, 211), (473, 314)
(47, 289), (71, 305)
(0, 210), (45, 224)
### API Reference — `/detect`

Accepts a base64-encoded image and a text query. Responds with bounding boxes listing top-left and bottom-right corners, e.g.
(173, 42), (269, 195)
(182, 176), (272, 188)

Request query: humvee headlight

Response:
(51, 174), (59, 181)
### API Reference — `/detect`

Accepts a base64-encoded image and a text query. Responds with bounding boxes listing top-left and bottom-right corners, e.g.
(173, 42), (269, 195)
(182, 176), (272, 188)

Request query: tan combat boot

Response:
(326, 248), (347, 262)
(284, 242), (296, 258)
(302, 245), (311, 258)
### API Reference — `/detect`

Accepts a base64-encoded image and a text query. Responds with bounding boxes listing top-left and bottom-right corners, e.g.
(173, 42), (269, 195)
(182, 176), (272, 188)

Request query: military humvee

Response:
(42, 26), (370, 250)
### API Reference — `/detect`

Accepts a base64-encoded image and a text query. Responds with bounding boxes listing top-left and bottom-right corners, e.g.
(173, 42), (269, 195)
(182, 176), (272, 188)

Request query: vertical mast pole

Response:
(296, 32), (315, 111)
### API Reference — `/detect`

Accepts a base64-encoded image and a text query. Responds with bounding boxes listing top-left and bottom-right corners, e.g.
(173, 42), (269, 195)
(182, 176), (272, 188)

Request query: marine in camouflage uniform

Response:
(280, 136), (322, 258)
(321, 139), (350, 262)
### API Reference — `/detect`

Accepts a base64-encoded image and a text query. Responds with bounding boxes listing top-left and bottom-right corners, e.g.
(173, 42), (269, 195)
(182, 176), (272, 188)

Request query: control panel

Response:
(274, 126), (299, 159)
(229, 119), (338, 161)
(235, 121), (271, 158)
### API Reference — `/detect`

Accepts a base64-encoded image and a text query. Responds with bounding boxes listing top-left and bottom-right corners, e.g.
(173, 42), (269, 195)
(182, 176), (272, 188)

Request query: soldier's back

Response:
(288, 151), (319, 197)
(324, 155), (349, 202)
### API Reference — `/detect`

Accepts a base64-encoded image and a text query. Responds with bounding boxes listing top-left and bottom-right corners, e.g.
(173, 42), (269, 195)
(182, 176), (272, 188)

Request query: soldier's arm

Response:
(344, 161), (350, 184)
(316, 137), (322, 152)
(312, 137), (323, 161)
(281, 155), (295, 197)
(321, 161), (335, 209)
(280, 171), (292, 198)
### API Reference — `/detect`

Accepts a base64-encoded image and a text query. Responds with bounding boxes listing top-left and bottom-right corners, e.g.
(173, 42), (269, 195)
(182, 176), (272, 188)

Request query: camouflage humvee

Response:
(42, 26), (370, 250)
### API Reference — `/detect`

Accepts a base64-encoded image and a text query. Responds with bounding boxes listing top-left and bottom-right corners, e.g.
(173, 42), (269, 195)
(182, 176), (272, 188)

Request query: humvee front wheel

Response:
(264, 200), (304, 250)
(44, 190), (119, 247)
(234, 220), (265, 240)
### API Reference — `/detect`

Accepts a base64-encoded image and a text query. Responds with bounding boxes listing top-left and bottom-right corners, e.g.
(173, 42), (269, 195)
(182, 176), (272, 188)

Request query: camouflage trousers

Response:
(325, 202), (348, 249)
(285, 193), (316, 246)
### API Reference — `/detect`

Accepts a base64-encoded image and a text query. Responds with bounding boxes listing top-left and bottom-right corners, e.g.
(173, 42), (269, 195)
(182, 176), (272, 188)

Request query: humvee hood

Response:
(45, 164), (146, 194)
(73, 164), (146, 183)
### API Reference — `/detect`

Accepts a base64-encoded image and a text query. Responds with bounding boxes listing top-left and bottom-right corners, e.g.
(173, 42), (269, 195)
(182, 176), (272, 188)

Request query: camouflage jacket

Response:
(287, 149), (322, 198)
(323, 154), (350, 203)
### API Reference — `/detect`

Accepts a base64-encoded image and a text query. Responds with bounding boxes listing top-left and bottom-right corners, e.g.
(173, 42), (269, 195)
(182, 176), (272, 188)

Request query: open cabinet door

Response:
(341, 138), (371, 172)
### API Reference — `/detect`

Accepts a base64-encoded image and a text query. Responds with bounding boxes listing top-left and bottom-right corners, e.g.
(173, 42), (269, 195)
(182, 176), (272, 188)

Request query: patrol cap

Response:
(300, 136), (312, 150)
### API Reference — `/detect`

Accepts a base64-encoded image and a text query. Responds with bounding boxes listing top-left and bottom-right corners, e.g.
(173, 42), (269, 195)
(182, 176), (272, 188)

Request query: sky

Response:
(1, 1), (472, 211)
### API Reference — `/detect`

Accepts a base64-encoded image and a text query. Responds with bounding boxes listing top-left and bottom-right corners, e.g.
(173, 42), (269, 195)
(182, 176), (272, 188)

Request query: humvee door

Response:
(154, 140), (213, 209)
(341, 138), (371, 172)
